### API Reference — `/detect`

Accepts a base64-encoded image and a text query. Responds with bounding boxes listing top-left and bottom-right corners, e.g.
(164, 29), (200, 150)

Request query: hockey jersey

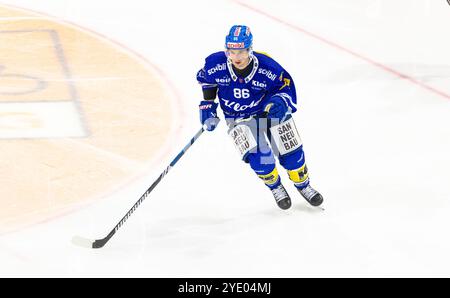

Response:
(196, 51), (297, 118)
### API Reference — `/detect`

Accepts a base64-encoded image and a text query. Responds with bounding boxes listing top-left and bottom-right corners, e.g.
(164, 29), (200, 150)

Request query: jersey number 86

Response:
(233, 88), (250, 99)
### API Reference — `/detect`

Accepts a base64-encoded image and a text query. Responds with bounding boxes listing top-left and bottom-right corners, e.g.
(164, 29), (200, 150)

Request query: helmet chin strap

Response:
(248, 46), (254, 59)
(245, 47), (254, 67)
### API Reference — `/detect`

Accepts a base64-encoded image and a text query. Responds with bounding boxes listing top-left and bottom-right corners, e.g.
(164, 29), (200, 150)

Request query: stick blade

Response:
(72, 236), (94, 248)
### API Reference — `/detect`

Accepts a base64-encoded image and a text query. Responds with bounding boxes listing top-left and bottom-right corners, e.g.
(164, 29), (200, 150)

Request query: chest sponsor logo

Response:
(252, 80), (267, 88)
(215, 77), (231, 84)
(221, 97), (263, 112)
(207, 63), (226, 75)
(258, 68), (277, 81)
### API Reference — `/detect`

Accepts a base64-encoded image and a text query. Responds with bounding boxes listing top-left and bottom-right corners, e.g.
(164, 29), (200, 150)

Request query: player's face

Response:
(227, 49), (250, 70)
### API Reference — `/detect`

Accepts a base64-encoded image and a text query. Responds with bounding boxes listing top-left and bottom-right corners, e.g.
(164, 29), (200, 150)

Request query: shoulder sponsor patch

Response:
(207, 63), (227, 75)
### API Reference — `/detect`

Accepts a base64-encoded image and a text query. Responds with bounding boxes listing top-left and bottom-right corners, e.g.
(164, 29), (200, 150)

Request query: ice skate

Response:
(271, 184), (292, 210)
(297, 185), (323, 207)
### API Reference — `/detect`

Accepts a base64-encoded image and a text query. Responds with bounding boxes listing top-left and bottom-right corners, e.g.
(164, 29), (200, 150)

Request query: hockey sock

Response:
(257, 167), (281, 190)
(287, 164), (310, 189)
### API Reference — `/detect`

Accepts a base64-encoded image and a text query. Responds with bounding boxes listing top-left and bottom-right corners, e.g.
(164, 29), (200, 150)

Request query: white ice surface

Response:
(0, 0), (450, 277)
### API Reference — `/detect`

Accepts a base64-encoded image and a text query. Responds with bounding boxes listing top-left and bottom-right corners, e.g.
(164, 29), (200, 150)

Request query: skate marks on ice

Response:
(0, 5), (176, 234)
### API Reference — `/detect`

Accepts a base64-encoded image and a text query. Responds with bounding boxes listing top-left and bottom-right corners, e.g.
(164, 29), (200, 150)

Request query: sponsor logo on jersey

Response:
(258, 68), (277, 81)
(252, 80), (267, 89)
(221, 97), (263, 112)
(215, 77), (231, 84)
(207, 63), (226, 75)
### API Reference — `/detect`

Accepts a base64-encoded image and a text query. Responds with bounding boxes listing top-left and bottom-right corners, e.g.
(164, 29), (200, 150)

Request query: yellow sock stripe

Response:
(287, 164), (309, 183)
(258, 168), (279, 186)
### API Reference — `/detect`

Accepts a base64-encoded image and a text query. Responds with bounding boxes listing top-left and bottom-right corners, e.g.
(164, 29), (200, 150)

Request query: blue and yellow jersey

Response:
(197, 51), (297, 118)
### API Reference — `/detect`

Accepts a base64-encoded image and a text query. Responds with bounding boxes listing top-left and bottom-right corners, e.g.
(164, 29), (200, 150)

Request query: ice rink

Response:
(1, 0), (450, 277)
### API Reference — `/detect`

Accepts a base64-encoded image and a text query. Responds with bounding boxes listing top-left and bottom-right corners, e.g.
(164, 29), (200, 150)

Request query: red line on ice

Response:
(235, 0), (450, 101)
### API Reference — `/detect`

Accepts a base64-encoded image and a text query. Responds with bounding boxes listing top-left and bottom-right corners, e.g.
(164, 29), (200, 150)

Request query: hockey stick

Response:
(72, 127), (205, 249)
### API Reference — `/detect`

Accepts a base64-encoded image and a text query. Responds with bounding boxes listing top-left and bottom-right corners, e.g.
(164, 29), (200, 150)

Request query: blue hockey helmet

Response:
(225, 25), (253, 50)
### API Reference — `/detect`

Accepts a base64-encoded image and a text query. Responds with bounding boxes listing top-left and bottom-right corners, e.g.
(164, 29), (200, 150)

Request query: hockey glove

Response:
(264, 96), (288, 119)
(199, 100), (220, 131)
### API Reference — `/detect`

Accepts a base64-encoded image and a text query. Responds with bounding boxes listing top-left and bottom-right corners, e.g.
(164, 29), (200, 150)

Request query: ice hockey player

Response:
(196, 25), (323, 210)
